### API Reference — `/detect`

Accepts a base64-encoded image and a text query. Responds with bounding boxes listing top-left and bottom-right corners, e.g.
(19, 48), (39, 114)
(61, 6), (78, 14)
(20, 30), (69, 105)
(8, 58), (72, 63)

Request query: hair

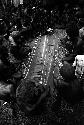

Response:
(59, 63), (76, 82)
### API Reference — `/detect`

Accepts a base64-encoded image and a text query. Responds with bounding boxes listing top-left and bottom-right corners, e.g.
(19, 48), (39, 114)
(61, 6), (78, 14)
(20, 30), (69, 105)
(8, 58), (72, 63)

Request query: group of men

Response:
(54, 22), (84, 105)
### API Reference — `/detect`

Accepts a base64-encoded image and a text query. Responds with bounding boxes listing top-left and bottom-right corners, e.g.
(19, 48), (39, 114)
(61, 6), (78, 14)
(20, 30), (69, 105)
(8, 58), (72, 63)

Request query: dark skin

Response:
(55, 78), (83, 105)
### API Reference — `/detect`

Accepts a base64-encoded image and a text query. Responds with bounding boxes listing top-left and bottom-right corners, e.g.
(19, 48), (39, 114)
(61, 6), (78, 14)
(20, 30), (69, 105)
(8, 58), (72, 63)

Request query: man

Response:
(16, 80), (49, 113)
(54, 61), (84, 105)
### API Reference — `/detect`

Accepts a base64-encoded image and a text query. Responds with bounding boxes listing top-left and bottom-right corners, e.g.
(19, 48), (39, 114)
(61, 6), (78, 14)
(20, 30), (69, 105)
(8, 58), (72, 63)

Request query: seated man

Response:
(54, 61), (84, 105)
(16, 80), (49, 113)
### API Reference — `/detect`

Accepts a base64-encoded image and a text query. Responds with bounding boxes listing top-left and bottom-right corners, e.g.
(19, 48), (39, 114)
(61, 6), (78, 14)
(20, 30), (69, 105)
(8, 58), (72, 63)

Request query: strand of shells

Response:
(22, 29), (68, 86)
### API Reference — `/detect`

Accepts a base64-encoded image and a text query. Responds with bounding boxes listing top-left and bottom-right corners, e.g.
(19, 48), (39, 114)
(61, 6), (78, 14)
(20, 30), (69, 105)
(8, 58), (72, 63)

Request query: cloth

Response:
(73, 55), (84, 77)
(13, 0), (20, 7)
(20, 0), (23, 4)
(79, 27), (84, 38)
(12, 0), (23, 7)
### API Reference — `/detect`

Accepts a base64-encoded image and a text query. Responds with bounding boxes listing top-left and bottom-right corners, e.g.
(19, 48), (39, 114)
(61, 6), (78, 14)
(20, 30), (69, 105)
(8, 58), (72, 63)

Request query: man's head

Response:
(60, 62), (75, 82)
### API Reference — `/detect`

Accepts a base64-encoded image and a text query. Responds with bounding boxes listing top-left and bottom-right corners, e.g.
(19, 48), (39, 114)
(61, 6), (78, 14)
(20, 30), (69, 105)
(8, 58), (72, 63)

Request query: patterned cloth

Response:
(73, 55), (84, 77)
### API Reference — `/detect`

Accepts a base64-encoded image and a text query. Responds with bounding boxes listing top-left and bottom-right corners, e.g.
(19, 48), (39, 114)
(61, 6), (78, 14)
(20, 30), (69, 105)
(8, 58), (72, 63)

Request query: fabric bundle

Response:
(73, 55), (84, 77)
(13, 0), (20, 7)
